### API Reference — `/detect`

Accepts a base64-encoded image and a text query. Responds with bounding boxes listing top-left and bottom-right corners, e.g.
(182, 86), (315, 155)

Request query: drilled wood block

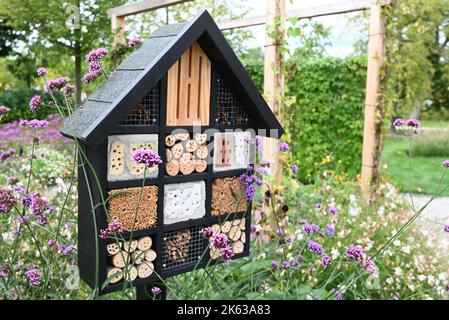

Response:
(108, 186), (158, 231)
(211, 177), (247, 216)
(164, 181), (206, 224)
(213, 132), (251, 172)
(107, 134), (159, 181)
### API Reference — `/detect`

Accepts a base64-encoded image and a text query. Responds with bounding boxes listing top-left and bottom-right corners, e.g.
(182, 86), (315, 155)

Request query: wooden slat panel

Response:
(166, 42), (210, 126)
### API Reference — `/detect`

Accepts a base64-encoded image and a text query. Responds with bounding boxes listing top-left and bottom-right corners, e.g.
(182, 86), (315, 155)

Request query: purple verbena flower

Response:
(47, 239), (58, 250)
(19, 119), (49, 129)
(307, 240), (323, 255)
(0, 187), (16, 213)
(0, 148), (15, 161)
(250, 225), (256, 233)
(329, 206), (338, 215)
(362, 259), (378, 276)
(443, 224), (449, 233)
(281, 261), (290, 270)
(18, 215), (31, 225)
(29, 95), (41, 112)
(151, 286), (161, 296)
(128, 36), (143, 48)
(291, 261), (300, 268)
(201, 226), (214, 238)
(279, 141), (289, 152)
(442, 160), (449, 169)
(85, 48), (108, 62)
(0, 105), (10, 115)
(60, 245), (76, 255)
(315, 202), (322, 209)
(211, 233), (228, 249)
(326, 224), (335, 237)
(271, 261), (279, 270)
(406, 118), (420, 129)
(132, 149), (162, 167)
(45, 77), (68, 92)
(22, 192), (52, 225)
(221, 246), (234, 262)
(25, 268), (41, 286)
(37, 67), (48, 77)
(88, 60), (102, 73)
(0, 264), (9, 278)
(108, 219), (122, 233)
(322, 255), (332, 269)
(291, 164), (298, 174)
(99, 229), (109, 239)
(393, 118), (404, 127)
(303, 222), (320, 235)
(346, 245), (366, 261)
(82, 69), (102, 84)
(63, 84), (76, 95)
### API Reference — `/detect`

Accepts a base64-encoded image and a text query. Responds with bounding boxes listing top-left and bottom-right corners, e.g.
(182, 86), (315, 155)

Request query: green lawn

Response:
(381, 122), (449, 195)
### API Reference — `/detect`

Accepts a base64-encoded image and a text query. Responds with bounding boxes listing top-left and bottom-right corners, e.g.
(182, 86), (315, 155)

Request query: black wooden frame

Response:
(78, 72), (254, 296)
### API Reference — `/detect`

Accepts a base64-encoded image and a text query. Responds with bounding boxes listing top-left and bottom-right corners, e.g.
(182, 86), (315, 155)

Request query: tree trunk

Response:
(75, 41), (82, 107)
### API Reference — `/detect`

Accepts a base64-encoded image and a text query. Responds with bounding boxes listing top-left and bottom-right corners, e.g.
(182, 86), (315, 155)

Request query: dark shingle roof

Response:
(60, 23), (186, 140)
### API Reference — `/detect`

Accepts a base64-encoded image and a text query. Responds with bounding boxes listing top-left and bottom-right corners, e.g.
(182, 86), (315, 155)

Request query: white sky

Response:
(237, 0), (367, 57)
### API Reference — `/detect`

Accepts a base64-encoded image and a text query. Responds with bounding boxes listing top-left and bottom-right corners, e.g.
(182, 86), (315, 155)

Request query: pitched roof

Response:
(61, 10), (283, 146)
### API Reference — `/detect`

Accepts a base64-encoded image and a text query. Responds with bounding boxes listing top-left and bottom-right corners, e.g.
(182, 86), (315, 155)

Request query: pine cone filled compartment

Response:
(162, 226), (205, 270)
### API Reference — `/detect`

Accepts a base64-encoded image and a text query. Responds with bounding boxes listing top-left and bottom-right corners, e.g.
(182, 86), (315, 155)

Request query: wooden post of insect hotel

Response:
(361, 3), (385, 197)
(263, 0), (285, 181)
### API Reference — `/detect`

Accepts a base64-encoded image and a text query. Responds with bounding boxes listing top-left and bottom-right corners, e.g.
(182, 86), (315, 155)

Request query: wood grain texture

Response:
(167, 42), (211, 126)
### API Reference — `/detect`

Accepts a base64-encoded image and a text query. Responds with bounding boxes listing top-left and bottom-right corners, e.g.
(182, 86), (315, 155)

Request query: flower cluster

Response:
(36, 67), (48, 77)
(64, 84), (76, 95)
(303, 222), (320, 235)
(307, 240), (323, 255)
(128, 36), (143, 48)
(362, 259), (378, 276)
(245, 135), (264, 152)
(29, 95), (41, 112)
(59, 245), (76, 256)
(0, 148), (15, 161)
(45, 77), (68, 92)
(442, 160), (449, 169)
(326, 224), (335, 237)
(99, 219), (122, 239)
(83, 48), (108, 83)
(0, 105), (10, 115)
(22, 192), (53, 225)
(85, 48), (108, 62)
(393, 118), (421, 133)
(19, 119), (49, 129)
(211, 233), (228, 249)
(322, 255), (332, 269)
(239, 167), (260, 201)
(220, 246), (235, 262)
(132, 149), (162, 167)
(0, 264), (9, 278)
(201, 226), (214, 238)
(0, 187), (16, 213)
(346, 245), (366, 261)
(279, 141), (289, 152)
(24, 267), (41, 286)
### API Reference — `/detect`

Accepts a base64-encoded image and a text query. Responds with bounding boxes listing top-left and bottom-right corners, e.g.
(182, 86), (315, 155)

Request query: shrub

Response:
(285, 56), (367, 183)
(0, 87), (64, 122)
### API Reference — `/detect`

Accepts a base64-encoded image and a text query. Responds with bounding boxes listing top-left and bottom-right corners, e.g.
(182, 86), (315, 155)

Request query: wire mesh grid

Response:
(215, 74), (250, 125)
(162, 226), (205, 270)
(120, 82), (160, 125)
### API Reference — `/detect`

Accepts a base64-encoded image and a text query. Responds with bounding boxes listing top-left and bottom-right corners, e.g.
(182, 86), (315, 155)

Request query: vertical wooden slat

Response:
(111, 14), (126, 47)
(361, 4), (385, 196)
(263, 0), (285, 181)
(166, 42), (211, 126)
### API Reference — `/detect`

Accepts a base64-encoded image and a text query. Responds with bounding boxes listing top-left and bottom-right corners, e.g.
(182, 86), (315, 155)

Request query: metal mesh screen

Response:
(120, 82), (160, 125)
(215, 74), (250, 125)
(162, 226), (205, 270)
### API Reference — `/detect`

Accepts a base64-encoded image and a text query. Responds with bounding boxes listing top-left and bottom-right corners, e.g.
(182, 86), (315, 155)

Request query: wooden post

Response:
(361, 4), (385, 195)
(263, 0), (285, 178)
(111, 14), (126, 47)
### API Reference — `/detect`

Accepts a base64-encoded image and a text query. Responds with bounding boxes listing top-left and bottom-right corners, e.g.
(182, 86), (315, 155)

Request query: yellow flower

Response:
(321, 155), (333, 165)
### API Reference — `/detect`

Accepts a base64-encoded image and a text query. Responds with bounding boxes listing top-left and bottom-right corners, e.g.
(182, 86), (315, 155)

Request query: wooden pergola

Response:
(108, 0), (390, 194)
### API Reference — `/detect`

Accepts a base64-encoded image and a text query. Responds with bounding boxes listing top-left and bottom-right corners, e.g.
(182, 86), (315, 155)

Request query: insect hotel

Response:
(60, 10), (283, 297)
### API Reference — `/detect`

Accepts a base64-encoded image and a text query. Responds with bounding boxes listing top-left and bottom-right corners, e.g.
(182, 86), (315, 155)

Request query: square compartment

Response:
(108, 134), (159, 182)
(164, 181), (206, 224)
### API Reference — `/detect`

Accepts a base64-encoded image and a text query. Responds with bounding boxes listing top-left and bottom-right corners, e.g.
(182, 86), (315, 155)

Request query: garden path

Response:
(403, 193), (449, 224)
